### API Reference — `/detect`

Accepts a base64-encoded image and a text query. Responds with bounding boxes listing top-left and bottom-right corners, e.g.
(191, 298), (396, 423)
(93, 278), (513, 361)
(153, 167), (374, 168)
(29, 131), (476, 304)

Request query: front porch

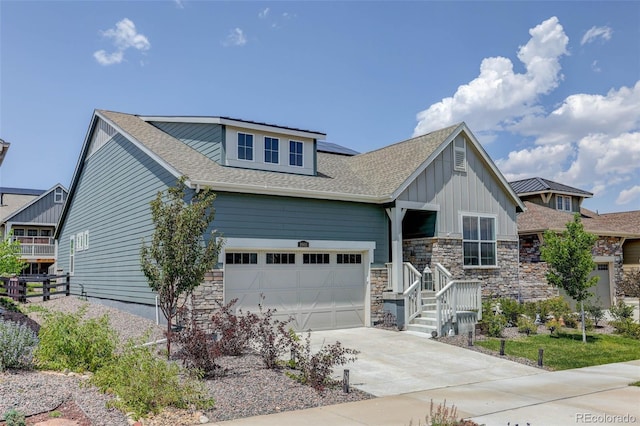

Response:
(381, 262), (482, 337)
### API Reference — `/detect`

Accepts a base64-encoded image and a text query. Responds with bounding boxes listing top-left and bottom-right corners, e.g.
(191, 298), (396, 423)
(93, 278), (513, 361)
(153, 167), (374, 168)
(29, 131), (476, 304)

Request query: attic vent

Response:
(453, 136), (466, 172)
(87, 118), (117, 159)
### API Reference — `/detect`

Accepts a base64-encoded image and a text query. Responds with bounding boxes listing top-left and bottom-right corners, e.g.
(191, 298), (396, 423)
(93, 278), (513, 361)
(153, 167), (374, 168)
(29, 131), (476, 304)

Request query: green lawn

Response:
(475, 331), (640, 370)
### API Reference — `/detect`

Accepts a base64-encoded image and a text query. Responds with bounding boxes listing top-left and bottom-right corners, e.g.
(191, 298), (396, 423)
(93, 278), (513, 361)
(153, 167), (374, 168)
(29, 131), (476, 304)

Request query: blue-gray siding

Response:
(57, 133), (177, 306)
(149, 121), (224, 163)
(58, 131), (389, 307)
(8, 188), (66, 224)
(211, 192), (389, 264)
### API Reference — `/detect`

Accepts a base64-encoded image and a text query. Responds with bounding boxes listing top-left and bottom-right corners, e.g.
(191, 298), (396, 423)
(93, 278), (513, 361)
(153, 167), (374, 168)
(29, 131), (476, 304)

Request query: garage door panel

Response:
(225, 250), (366, 331)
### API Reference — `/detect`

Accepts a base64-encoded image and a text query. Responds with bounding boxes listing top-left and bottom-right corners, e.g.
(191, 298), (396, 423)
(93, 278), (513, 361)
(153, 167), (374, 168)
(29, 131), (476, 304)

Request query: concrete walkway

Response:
(207, 328), (640, 426)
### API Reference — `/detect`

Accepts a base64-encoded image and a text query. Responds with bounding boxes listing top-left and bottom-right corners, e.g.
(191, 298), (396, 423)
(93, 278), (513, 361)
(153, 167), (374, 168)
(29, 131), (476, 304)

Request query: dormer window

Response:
(556, 195), (572, 212)
(289, 140), (303, 167)
(54, 188), (64, 203)
(264, 137), (279, 164)
(237, 133), (254, 161)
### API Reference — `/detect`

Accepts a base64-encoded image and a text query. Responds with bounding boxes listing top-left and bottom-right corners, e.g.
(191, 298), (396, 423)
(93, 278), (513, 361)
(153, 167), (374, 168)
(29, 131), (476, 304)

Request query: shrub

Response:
(288, 332), (359, 391)
(584, 301), (605, 327)
(2, 409), (26, 426)
(610, 319), (640, 339)
(547, 318), (562, 337)
(485, 312), (507, 338)
(497, 298), (521, 326)
(0, 296), (22, 313)
(0, 320), (39, 371)
(174, 318), (223, 377)
(609, 300), (634, 321)
(563, 312), (579, 329)
(516, 316), (537, 335)
(249, 301), (295, 369)
(210, 299), (258, 356)
(35, 307), (116, 373)
(91, 340), (214, 419)
(543, 297), (571, 321)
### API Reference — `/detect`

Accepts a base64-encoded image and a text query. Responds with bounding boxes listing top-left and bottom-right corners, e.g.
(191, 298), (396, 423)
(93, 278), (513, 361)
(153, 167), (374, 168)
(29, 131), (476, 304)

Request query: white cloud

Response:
(512, 82), (640, 145)
(581, 26), (613, 45)
(616, 185), (640, 205)
(223, 28), (247, 47)
(93, 18), (150, 66)
(93, 50), (124, 66)
(591, 60), (601, 73)
(414, 17), (568, 137)
(174, 0), (184, 9)
(495, 144), (574, 181)
(259, 7), (269, 19)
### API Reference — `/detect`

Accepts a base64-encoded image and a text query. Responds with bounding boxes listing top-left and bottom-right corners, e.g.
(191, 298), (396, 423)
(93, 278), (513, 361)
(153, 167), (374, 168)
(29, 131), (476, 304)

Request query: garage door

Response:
(562, 262), (612, 309)
(225, 251), (365, 331)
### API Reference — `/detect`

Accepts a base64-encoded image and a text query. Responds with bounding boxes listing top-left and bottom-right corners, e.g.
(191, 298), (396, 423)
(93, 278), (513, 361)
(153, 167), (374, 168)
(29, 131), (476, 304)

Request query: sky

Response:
(1, 1), (639, 214)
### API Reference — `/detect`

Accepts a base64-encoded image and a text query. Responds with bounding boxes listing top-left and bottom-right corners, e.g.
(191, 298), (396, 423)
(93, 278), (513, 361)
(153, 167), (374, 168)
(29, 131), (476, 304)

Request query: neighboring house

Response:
(1, 185), (68, 274)
(55, 109), (523, 333)
(511, 177), (640, 307)
(0, 139), (9, 166)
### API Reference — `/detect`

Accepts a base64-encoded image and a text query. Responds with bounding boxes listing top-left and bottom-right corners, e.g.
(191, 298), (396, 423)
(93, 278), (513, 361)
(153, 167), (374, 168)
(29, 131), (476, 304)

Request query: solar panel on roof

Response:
(317, 141), (359, 156)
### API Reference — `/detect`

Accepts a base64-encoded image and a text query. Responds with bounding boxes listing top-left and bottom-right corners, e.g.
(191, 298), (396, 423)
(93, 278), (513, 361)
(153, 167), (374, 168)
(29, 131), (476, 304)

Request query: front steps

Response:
(406, 291), (438, 335)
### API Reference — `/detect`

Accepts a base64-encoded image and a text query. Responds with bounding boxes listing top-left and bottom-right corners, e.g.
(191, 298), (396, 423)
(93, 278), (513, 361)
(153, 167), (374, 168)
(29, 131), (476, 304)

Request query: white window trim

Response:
(460, 212), (498, 268)
(289, 140), (304, 168)
(69, 235), (75, 276)
(264, 136), (280, 164)
(54, 188), (64, 203)
(237, 132), (255, 162)
(556, 195), (572, 212)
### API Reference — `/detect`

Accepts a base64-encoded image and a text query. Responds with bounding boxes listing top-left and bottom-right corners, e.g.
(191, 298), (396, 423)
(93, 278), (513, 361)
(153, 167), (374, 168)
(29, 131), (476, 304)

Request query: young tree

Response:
(0, 234), (26, 276)
(140, 178), (223, 356)
(541, 213), (598, 343)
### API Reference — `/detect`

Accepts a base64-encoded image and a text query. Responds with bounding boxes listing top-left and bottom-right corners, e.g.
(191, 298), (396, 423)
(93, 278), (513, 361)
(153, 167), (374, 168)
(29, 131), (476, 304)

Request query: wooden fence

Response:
(0, 274), (70, 303)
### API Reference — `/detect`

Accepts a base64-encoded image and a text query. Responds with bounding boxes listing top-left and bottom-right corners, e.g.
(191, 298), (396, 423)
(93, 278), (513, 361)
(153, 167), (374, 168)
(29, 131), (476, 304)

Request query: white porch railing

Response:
(433, 262), (452, 292)
(12, 237), (55, 257)
(402, 262), (422, 326)
(436, 276), (482, 336)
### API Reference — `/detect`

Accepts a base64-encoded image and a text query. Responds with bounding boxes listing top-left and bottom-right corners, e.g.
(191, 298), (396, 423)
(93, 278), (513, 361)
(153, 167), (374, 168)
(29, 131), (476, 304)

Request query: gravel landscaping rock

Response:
(1, 296), (372, 426)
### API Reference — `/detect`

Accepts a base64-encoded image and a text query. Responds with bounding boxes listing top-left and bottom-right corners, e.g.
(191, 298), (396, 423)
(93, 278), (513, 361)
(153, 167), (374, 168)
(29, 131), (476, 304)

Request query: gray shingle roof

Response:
(98, 110), (462, 203)
(510, 177), (593, 197)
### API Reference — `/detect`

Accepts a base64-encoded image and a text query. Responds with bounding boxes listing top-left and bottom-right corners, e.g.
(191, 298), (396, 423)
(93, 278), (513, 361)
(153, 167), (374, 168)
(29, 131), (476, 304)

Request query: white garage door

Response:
(225, 251), (366, 331)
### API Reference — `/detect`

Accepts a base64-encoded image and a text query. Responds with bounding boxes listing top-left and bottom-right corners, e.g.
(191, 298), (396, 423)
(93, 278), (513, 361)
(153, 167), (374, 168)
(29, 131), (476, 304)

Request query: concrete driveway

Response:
(210, 328), (640, 425)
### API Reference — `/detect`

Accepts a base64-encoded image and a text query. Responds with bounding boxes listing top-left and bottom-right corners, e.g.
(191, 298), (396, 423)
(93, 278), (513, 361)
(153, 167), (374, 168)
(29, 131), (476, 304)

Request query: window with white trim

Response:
(264, 137), (279, 164)
(54, 188), (64, 203)
(462, 215), (496, 267)
(237, 133), (254, 161)
(289, 140), (303, 167)
(76, 232), (84, 251)
(556, 195), (572, 212)
(69, 236), (75, 275)
(84, 230), (89, 251)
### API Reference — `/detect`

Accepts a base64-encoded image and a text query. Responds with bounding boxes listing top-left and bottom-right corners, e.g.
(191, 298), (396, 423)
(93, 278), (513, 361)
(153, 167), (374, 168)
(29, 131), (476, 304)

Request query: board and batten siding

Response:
(57, 133), (177, 306)
(7, 189), (65, 225)
(149, 121), (224, 164)
(210, 192), (389, 264)
(397, 134), (518, 240)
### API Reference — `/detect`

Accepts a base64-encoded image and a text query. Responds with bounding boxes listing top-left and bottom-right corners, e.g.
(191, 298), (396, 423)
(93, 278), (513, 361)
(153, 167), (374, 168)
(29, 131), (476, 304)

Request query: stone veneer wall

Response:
(370, 267), (388, 325)
(403, 238), (434, 273)
(182, 269), (224, 331)
(518, 234), (626, 300)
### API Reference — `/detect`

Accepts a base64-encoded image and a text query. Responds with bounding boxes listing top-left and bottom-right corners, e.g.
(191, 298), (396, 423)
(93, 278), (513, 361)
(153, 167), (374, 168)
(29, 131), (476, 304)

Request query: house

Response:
(55, 109), (524, 334)
(1, 185), (68, 274)
(0, 139), (9, 166)
(511, 177), (640, 307)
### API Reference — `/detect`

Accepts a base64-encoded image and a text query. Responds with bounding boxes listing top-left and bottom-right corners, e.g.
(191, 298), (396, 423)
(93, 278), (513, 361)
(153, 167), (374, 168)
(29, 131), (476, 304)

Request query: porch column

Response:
(387, 207), (406, 293)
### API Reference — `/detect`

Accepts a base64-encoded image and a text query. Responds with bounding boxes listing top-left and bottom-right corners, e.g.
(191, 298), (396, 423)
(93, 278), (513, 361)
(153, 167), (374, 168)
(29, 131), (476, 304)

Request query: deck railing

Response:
(12, 236), (55, 256)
